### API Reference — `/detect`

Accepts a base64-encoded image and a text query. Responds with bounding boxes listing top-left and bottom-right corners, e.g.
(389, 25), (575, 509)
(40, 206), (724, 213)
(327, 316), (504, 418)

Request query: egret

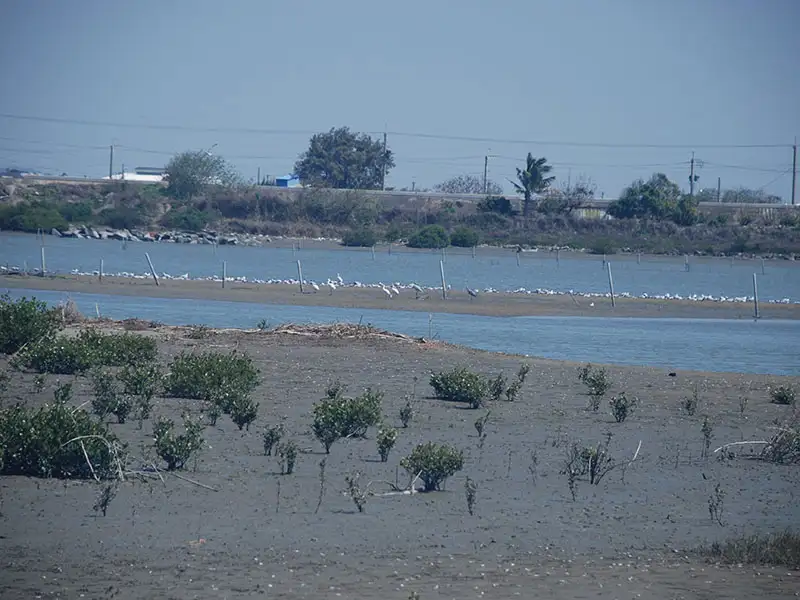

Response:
(381, 286), (392, 298)
(328, 282), (337, 295)
(337, 273), (344, 285)
(390, 285), (400, 296)
(311, 282), (320, 292)
(466, 287), (479, 302)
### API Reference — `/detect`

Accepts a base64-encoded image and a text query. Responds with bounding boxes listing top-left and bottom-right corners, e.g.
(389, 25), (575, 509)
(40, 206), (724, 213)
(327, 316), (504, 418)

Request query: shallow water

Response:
(2, 233), (799, 302)
(6, 287), (799, 375)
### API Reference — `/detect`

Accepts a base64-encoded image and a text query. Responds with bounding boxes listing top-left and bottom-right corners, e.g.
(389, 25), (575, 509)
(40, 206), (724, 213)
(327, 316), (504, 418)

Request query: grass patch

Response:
(700, 531), (800, 568)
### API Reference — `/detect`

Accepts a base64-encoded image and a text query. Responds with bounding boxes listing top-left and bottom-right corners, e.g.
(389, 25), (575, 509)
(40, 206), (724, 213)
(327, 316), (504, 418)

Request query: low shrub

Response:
(578, 364), (611, 410)
(263, 424), (285, 455)
(430, 367), (489, 408)
(407, 225), (449, 249)
(376, 425), (398, 462)
(610, 392), (637, 422)
(229, 393), (259, 430)
(0, 399), (122, 479)
(701, 531), (800, 568)
(0, 294), (62, 355)
(311, 388), (383, 453)
(163, 350), (259, 401)
(277, 439), (298, 475)
(770, 385), (796, 406)
(118, 362), (162, 421)
(90, 368), (133, 423)
(449, 226), (479, 248)
(153, 416), (204, 470)
(14, 328), (158, 374)
(400, 442), (464, 492)
(342, 228), (378, 247)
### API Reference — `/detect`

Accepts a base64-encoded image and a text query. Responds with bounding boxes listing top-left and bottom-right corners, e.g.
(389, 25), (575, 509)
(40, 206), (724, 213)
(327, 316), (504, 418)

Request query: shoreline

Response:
(4, 272), (799, 320)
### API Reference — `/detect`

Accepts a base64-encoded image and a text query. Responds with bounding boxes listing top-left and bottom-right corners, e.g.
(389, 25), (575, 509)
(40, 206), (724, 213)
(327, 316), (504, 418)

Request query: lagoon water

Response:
(2, 233), (800, 301)
(5, 287), (799, 376)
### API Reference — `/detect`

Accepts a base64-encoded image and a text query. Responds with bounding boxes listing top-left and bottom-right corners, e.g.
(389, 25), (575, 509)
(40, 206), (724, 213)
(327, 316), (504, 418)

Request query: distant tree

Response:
(477, 195), (516, 216)
(407, 225), (449, 249)
(537, 176), (596, 215)
(294, 127), (394, 190)
(607, 173), (682, 220)
(510, 154), (555, 217)
(722, 187), (782, 204)
(449, 226), (480, 247)
(434, 174), (503, 196)
(165, 150), (240, 200)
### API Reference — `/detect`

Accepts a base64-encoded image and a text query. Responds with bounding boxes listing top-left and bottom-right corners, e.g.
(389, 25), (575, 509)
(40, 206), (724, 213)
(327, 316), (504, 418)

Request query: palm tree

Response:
(510, 154), (555, 217)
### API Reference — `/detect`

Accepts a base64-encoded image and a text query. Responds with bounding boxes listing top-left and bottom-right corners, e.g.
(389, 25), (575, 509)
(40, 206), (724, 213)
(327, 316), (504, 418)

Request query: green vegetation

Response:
(14, 328), (158, 374)
(449, 226), (480, 248)
(162, 350), (259, 400)
(311, 387), (383, 453)
(400, 442), (464, 491)
(430, 365), (530, 409)
(0, 294), (62, 355)
(0, 398), (122, 479)
(701, 531), (800, 568)
(578, 364), (611, 411)
(510, 153), (555, 217)
(341, 228), (378, 247)
(407, 225), (450, 249)
(153, 416), (205, 470)
(769, 385), (796, 406)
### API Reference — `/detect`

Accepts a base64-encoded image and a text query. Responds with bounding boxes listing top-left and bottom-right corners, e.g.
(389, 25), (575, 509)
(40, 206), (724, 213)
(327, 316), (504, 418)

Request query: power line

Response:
(0, 112), (792, 149)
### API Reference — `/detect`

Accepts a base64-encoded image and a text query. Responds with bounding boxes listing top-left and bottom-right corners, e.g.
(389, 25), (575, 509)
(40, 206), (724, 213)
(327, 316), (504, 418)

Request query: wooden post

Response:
(388, 243), (392, 256)
(472, 245), (476, 259)
(602, 253), (606, 269)
(439, 260), (447, 300)
(556, 248), (560, 266)
(296, 260), (304, 293)
(753, 273), (760, 319)
(441, 246), (446, 263)
(637, 252), (641, 265)
(40, 246), (46, 276)
(607, 262), (616, 308)
(761, 258), (765, 275)
(292, 242), (296, 257)
(516, 252), (520, 267)
(144, 252), (160, 286)
(684, 255), (690, 272)
(222, 261), (227, 288)
(99, 258), (104, 282)
(371, 245), (376, 260)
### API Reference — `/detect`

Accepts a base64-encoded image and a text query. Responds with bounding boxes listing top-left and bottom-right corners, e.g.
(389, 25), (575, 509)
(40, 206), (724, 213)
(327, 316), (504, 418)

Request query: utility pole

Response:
(257, 167), (261, 186)
(381, 129), (387, 191)
(109, 145), (114, 179)
(792, 138), (797, 206)
(689, 151), (696, 197)
(717, 176), (721, 203)
(483, 155), (488, 195)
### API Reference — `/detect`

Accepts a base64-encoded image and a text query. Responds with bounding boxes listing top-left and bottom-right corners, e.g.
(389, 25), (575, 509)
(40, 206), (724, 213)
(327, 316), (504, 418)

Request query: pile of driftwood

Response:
(266, 322), (414, 341)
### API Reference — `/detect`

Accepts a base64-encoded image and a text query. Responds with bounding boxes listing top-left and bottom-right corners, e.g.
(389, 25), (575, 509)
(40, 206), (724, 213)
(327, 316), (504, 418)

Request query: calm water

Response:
(2, 233), (799, 301)
(5, 287), (799, 375)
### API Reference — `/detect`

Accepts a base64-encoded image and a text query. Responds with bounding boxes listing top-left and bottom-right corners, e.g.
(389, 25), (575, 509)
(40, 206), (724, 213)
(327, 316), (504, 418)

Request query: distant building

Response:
(275, 174), (301, 188)
(104, 166), (166, 183)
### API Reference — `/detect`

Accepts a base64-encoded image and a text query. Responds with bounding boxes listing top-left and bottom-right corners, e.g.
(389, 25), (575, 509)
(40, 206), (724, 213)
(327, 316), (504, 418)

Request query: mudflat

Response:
(3, 272), (798, 320)
(1, 323), (798, 599)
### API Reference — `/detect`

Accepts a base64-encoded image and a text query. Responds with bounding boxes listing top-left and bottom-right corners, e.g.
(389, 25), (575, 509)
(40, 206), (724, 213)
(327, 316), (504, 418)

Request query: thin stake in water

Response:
(296, 260), (304, 294)
(753, 273), (760, 319)
(145, 252), (159, 286)
(607, 262), (616, 308)
(222, 261), (227, 289)
(439, 260), (447, 300)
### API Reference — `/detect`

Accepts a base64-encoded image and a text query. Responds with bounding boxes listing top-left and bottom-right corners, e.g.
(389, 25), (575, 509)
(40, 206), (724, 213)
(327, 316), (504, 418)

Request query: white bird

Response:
(311, 282), (320, 292)
(381, 286), (392, 298)
(466, 286), (479, 301)
(390, 285), (400, 296)
(409, 283), (423, 293)
(337, 273), (344, 285)
(328, 282), (336, 295)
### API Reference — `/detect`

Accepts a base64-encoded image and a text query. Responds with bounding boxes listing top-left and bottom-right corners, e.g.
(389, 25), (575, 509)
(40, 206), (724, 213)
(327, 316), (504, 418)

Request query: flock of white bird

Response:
(1, 263), (795, 305)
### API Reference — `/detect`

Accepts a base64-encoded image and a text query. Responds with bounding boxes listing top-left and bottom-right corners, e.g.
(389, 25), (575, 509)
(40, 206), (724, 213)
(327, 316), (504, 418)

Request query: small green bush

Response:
(342, 228), (378, 247)
(263, 424), (285, 455)
(278, 439), (299, 475)
(400, 442), (464, 492)
(0, 294), (62, 355)
(0, 400), (122, 479)
(90, 368), (133, 424)
(702, 531), (800, 568)
(163, 350), (259, 401)
(449, 227), (480, 248)
(118, 362), (162, 421)
(14, 328), (158, 374)
(578, 364), (611, 410)
(229, 394), (259, 430)
(610, 392), (637, 422)
(153, 416), (204, 470)
(770, 385), (796, 406)
(407, 225), (450, 249)
(430, 367), (489, 409)
(376, 426), (398, 462)
(160, 206), (212, 232)
(311, 388), (383, 453)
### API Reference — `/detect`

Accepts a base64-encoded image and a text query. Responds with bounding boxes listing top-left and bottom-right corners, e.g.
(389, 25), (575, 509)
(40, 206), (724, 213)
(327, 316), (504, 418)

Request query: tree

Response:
(477, 196), (516, 216)
(722, 187), (782, 204)
(407, 225), (449, 249)
(537, 176), (596, 215)
(510, 154), (555, 217)
(165, 150), (240, 200)
(607, 173), (682, 220)
(434, 174), (503, 196)
(294, 127), (394, 190)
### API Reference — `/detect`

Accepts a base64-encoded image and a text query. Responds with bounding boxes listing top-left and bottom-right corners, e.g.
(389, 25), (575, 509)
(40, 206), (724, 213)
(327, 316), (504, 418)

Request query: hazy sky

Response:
(1, 0), (798, 200)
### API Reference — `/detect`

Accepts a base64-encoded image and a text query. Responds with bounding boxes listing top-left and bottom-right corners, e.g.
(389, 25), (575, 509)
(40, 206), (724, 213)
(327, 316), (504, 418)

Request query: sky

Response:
(1, 0), (798, 201)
